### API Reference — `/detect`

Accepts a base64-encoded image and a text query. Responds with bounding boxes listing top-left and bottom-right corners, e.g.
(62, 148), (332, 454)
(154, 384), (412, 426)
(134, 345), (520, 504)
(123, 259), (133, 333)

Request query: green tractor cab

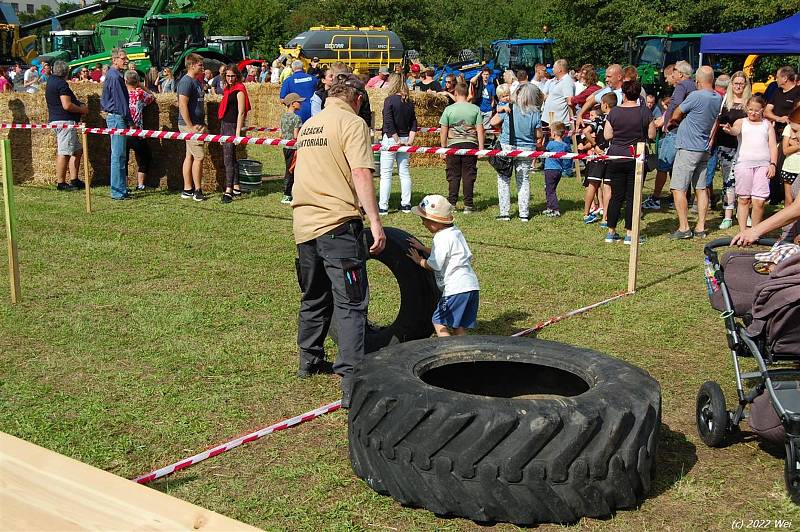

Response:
(66, 0), (233, 77)
(39, 30), (99, 64)
(628, 33), (709, 95)
(69, 13), (230, 78)
(207, 35), (250, 63)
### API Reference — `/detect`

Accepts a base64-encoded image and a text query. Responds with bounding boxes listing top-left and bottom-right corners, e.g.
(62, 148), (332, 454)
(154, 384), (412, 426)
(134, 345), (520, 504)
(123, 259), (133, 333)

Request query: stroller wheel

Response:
(785, 436), (800, 504)
(696, 381), (729, 447)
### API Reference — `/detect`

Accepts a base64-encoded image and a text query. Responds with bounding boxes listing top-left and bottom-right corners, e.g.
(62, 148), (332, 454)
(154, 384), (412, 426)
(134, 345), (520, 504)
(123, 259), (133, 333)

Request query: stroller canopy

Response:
(700, 13), (800, 55)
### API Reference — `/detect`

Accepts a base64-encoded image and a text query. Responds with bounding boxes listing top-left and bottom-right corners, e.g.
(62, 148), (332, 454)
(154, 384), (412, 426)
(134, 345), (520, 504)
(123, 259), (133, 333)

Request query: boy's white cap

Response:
(411, 194), (454, 224)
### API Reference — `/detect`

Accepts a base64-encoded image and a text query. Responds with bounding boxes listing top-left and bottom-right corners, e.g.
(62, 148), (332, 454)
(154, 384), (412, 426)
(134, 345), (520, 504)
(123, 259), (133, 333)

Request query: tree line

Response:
(25, 0), (800, 67)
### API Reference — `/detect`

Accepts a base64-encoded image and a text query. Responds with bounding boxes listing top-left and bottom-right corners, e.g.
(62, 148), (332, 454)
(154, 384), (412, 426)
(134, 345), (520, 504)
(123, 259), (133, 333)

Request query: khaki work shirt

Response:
(292, 97), (375, 244)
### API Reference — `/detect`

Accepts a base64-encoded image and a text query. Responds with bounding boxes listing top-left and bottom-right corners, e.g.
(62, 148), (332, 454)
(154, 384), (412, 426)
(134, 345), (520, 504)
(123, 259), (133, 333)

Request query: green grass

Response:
(2, 152), (799, 531)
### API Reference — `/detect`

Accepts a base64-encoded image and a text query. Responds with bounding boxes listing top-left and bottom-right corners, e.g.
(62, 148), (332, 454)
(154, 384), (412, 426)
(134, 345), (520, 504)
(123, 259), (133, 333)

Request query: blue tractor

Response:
(434, 38), (555, 84)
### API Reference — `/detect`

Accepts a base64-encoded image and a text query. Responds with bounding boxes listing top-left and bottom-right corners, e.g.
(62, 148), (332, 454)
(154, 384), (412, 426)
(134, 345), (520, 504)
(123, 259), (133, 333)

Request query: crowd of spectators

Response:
(35, 50), (800, 242)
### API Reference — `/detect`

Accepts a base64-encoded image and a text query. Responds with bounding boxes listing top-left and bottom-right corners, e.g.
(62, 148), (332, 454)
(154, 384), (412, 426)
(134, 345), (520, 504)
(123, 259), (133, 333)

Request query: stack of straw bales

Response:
(0, 82), (449, 188)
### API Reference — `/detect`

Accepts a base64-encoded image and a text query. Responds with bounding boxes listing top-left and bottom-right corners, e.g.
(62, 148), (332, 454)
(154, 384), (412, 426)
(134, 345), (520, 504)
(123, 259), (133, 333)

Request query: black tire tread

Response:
(349, 337), (661, 525)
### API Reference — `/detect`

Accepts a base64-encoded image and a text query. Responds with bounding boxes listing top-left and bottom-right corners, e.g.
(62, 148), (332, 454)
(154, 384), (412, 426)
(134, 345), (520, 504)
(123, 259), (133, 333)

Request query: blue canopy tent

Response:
(700, 13), (800, 56)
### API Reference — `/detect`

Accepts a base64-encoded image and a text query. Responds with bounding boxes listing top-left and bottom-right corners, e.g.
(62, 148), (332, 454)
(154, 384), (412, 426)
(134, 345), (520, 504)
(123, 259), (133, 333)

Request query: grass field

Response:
(2, 146), (799, 531)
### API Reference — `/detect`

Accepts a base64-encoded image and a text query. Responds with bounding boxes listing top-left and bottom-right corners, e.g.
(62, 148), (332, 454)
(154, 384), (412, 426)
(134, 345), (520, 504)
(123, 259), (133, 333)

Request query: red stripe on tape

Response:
(173, 459), (193, 471)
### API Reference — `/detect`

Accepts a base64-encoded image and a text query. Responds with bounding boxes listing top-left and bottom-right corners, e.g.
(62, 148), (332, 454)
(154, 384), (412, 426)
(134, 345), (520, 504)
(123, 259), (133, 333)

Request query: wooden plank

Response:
(627, 142), (646, 293)
(0, 432), (260, 531)
(1, 139), (20, 304)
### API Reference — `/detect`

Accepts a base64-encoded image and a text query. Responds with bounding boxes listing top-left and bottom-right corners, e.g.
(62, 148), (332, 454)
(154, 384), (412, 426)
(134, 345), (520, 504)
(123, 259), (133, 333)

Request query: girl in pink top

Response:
(723, 95), (778, 229)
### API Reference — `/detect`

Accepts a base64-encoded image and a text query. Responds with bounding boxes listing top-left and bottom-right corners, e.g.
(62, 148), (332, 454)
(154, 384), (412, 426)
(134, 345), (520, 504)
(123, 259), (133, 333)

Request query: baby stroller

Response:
(698, 237), (800, 503)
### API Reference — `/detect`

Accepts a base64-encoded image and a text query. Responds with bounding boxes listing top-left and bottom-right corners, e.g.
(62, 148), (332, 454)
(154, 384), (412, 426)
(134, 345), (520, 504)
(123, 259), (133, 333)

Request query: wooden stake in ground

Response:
(82, 127), (91, 214)
(627, 142), (646, 293)
(571, 125), (582, 183)
(1, 139), (20, 303)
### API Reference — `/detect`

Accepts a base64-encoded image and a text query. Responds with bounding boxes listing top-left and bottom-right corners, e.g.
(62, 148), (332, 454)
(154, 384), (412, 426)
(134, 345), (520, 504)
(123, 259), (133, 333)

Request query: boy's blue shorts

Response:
(432, 290), (479, 329)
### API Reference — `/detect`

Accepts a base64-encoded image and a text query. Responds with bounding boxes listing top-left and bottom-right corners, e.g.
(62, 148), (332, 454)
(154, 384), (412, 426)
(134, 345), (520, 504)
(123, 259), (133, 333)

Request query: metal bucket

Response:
(237, 159), (263, 191)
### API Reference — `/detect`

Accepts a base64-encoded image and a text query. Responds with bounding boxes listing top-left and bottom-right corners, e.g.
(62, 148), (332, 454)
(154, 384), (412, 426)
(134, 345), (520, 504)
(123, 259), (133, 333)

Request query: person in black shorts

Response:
(580, 92), (617, 226)
(765, 66), (800, 205)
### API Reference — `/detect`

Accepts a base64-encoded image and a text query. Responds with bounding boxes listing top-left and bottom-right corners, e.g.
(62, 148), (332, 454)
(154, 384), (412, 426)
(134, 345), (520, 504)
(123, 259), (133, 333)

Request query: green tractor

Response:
(627, 32), (709, 95)
(19, 0), (118, 64)
(39, 30), (100, 63)
(67, 0), (231, 78)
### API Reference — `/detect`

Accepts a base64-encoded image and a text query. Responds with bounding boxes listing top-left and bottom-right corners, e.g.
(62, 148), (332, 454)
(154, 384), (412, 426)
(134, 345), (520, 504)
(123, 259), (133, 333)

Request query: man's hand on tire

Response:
(370, 225), (386, 255)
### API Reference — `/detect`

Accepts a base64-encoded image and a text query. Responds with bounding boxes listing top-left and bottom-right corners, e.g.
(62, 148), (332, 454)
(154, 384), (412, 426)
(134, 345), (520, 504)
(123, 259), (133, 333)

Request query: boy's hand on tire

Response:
(406, 247), (423, 267)
(407, 237), (427, 252)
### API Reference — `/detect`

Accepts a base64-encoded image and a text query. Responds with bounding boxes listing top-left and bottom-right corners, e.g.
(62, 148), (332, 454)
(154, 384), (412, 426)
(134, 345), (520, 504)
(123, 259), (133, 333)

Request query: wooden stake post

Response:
(627, 142), (646, 293)
(571, 125), (582, 183)
(1, 139), (20, 304)
(82, 127), (91, 214)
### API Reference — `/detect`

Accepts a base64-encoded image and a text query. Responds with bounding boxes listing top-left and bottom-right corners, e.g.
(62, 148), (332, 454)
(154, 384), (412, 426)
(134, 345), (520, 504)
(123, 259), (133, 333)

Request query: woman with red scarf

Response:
(218, 64), (251, 203)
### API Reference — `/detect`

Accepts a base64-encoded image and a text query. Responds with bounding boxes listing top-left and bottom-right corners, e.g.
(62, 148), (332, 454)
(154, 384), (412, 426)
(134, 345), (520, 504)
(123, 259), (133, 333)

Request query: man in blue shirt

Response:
(100, 48), (132, 200)
(668, 66), (721, 240)
(280, 60), (317, 123)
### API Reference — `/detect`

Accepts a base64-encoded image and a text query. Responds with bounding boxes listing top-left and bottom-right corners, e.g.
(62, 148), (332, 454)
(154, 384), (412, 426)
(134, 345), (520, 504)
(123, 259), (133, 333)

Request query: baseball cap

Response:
(411, 195), (454, 224)
(282, 92), (305, 106)
(378, 66), (389, 75)
(312, 57), (319, 62)
(410, 64), (421, 73)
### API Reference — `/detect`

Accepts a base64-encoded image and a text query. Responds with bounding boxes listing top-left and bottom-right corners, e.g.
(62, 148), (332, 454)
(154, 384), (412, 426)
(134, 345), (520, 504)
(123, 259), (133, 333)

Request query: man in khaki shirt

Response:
(292, 74), (385, 408)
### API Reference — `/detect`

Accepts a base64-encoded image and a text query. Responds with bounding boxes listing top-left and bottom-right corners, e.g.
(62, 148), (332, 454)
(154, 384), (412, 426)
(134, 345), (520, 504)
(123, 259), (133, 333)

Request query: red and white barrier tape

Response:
(0, 122), (66, 130)
(242, 126), (281, 133)
(132, 400), (341, 484)
(511, 290), (629, 338)
(244, 126), (501, 134)
(1, 122), (630, 161)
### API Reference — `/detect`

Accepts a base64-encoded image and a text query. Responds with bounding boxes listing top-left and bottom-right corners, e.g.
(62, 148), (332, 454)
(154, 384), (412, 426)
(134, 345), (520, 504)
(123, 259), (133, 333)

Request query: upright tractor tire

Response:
(330, 227), (439, 353)
(348, 336), (662, 525)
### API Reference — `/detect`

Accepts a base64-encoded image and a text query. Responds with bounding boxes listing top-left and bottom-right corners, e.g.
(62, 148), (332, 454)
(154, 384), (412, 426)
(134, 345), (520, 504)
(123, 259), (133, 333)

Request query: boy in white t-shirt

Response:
(407, 194), (480, 336)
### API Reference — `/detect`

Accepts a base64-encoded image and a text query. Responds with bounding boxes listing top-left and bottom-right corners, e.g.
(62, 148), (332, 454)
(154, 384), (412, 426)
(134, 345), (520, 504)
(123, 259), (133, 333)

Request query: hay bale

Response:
(0, 81), (451, 187)
(0, 83), (249, 191)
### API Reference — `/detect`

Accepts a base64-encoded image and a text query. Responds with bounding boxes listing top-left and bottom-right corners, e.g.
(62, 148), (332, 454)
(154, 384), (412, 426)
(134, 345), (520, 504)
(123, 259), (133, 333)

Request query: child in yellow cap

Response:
(407, 194), (480, 336)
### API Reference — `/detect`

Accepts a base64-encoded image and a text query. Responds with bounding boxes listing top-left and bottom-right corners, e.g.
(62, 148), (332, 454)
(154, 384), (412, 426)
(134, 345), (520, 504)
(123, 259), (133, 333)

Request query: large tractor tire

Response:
(348, 336), (662, 525)
(331, 227), (439, 353)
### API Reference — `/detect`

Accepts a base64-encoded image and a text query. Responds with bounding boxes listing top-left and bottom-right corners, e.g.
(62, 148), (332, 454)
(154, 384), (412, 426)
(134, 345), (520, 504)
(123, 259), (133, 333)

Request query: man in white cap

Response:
(366, 66), (390, 88)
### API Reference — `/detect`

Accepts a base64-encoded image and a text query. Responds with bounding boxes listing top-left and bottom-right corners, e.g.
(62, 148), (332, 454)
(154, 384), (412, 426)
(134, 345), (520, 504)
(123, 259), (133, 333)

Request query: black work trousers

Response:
(445, 142), (478, 208)
(606, 160), (636, 230)
(296, 219), (368, 379)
